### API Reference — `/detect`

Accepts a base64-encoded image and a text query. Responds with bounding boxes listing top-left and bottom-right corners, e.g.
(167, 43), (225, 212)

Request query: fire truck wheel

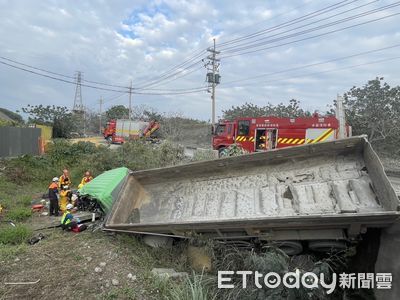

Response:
(218, 147), (227, 157)
(106, 136), (112, 144)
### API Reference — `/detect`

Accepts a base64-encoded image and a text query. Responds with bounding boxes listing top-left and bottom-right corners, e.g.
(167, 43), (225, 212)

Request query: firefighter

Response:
(59, 169), (71, 190)
(61, 203), (77, 230)
(78, 171), (93, 189)
(48, 177), (60, 216)
(59, 185), (71, 212)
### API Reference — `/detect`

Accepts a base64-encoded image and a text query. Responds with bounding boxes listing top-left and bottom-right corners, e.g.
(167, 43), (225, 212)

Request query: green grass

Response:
(170, 272), (214, 300)
(0, 224), (32, 245)
(6, 207), (32, 222)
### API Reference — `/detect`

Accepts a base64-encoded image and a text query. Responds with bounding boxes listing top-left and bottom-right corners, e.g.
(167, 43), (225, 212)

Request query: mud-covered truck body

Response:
(104, 136), (399, 252)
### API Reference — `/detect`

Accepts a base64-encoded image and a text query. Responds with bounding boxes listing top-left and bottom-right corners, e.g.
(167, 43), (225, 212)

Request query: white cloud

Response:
(0, 0), (399, 120)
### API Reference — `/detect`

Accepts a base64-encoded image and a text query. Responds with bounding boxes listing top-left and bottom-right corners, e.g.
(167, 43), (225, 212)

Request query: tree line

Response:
(2, 77), (399, 153)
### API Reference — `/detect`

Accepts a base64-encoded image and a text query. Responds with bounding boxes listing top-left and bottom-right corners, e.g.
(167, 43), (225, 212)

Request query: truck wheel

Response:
(106, 136), (112, 144)
(218, 147), (227, 157)
(266, 241), (303, 256)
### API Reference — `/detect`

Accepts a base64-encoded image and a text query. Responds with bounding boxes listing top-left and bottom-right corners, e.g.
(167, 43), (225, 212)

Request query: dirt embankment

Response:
(0, 224), (186, 300)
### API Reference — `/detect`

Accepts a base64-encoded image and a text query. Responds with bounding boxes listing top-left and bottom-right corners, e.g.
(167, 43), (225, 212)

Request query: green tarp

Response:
(78, 167), (128, 213)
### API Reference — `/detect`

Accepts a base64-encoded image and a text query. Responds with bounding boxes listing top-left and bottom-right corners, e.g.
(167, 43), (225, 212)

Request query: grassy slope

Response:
(0, 141), (210, 300)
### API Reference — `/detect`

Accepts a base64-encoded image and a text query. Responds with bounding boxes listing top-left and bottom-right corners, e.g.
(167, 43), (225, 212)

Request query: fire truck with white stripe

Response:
(212, 113), (351, 154)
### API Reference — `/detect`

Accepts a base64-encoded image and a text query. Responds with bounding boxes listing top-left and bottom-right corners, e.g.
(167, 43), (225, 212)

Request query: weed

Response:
(170, 272), (215, 300)
(0, 224), (32, 245)
(6, 207), (32, 222)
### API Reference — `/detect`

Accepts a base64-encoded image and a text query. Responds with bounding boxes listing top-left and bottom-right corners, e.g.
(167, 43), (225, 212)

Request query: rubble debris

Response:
(111, 279), (119, 286)
(127, 273), (137, 281)
(28, 233), (46, 245)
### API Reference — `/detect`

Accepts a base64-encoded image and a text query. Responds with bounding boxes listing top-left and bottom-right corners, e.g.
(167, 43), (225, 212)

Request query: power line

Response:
(135, 65), (204, 90)
(133, 49), (207, 89)
(218, 1), (314, 44)
(220, 10), (400, 59)
(0, 49), (206, 90)
(0, 60), (129, 92)
(0, 55), (132, 89)
(134, 57), (205, 90)
(221, 43), (400, 86)
(221, 2), (400, 55)
(218, 0), (357, 48)
(220, 0), (378, 52)
(219, 56), (400, 89)
(0, 60), (208, 95)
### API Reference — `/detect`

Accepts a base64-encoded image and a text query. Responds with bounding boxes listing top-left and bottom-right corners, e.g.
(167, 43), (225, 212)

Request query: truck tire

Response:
(218, 147), (227, 157)
(266, 241), (303, 256)
(106, 136), (112, 144)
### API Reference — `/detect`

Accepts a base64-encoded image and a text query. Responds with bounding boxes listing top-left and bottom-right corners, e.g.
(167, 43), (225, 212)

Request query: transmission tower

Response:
(73, 71), (84, 113)
(205, 38), (221, 125)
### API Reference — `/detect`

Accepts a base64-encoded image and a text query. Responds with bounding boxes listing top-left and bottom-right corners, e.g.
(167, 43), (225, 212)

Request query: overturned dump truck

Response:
(104, 136), (399, 254)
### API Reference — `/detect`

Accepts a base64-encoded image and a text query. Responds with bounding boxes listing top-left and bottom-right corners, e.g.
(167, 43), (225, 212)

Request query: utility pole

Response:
(99, 97), (103, 135)
(128, 80), (133, 120)
(336, 94), (346, 139)
(206, 38), (220, 126)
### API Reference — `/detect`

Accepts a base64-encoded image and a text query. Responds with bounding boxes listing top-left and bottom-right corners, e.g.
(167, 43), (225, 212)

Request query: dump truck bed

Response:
(105, 136), (399, 240)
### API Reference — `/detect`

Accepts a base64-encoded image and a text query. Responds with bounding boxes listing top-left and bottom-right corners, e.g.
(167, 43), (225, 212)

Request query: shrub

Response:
(4, 155), (53, 185)
(0, 224), (31, 245)
(192, 149), (218, 162)
(119, 140), (184, 171)
(220, 143), (248, 157)
(46, 139), (99, 166)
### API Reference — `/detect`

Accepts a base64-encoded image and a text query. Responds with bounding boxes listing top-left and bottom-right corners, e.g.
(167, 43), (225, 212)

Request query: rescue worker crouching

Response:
(48, 177), (60, 216)
(61, 203), (77, 230)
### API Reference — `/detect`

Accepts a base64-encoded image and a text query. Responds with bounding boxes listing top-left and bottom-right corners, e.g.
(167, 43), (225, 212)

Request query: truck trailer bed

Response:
(105, 136), (399, 241)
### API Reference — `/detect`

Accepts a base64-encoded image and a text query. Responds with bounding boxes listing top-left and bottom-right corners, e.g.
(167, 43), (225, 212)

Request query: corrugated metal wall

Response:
(0, 127), (41, 158)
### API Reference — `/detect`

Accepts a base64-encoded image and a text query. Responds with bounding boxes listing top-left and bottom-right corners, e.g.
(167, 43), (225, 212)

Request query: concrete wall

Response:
(0, 127), (41, 158)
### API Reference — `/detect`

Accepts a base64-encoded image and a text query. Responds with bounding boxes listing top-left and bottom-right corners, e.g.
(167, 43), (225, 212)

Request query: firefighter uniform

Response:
(59, 174), (71, 189)
(48, 180), (59, 216)
(59, 189), (70, 212)
(61, 204), (76, 230)
(78, 175), (93, 189)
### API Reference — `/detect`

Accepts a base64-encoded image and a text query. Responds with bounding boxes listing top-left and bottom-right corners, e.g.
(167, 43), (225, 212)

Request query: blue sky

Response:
(0, 0), (399, 121)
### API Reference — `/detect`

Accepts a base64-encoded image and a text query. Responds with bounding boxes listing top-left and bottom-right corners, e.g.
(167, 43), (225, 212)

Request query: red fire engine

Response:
(212, 114), (350, 154)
